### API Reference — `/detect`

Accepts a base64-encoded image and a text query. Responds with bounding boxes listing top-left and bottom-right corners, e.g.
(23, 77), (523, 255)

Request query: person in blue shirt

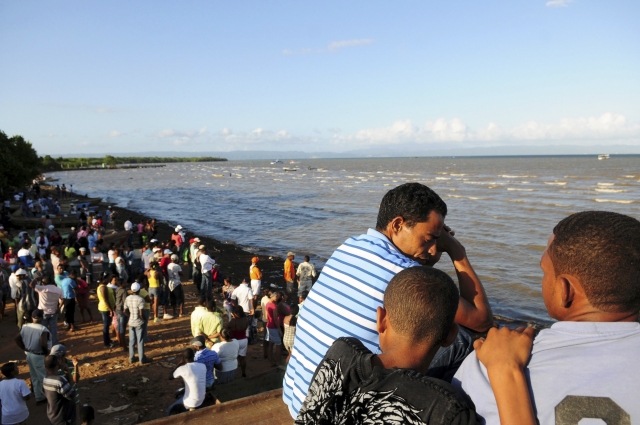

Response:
(59, 271), (78, 332)
(190, 336), (222, 389)
(87, 231), (97, 250)
(283, 183), (494, 418)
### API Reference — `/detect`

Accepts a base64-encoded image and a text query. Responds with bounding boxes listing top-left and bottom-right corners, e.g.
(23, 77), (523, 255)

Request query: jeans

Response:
(101, 311), (112, 346)
(286, 280), (295, 294)
(298, 280), (312, 296)
(201, 271), (212, 299)
(26, 352), (46, 402)
(425, 326), (474, 383)
(116, 310), (126, 336)
(42, 313), (59, 346)
(142, 309), (150, 342)
(167, 395), (186, 416)
(129, 326), (144, 363)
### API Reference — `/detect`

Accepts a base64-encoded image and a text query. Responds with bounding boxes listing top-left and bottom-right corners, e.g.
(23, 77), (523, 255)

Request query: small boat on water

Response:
(283, 167), (298, 172)
(307, 166), (317, 171)
(598, 154), (610, 160)
(270, 160), (283, 164)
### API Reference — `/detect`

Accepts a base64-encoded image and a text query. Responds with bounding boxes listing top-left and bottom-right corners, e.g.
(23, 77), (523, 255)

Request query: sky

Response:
(1, 0), (639, 156)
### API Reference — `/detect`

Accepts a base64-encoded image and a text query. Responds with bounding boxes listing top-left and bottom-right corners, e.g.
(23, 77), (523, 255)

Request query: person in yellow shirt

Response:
(249, 257), (262, 307)
(284, 252), (296, 294)
(191, 297), (222, 346)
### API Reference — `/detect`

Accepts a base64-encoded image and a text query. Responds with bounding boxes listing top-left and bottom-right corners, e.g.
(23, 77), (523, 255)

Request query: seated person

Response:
(296, 266), (536, 425)
(167, 348), (206, 415)
(454, 211), (640, 424)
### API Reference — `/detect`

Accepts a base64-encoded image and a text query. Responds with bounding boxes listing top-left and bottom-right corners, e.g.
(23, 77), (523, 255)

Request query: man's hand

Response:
(71, 356), (79, 367)
(435, 225), (465, 262)
(475, 326), (535, 372)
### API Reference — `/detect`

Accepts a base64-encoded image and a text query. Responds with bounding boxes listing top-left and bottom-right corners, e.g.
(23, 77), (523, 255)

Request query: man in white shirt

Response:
(295, 256), (316, 296)
(167, 348), (206, 415)
(453, 211), (640, 425)
(32, 276), (63, 346)
(17, 244), (35, 268)
(198, 247), (215, 301)
(231, 279), (254, 339)
(167, 255), (184, 318)
(124, 219), (133, 232)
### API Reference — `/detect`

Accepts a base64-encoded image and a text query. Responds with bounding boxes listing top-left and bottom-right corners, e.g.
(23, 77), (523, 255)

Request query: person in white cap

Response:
(167, 254), (184, 318)
(172, 226), (185, 258)
(124, 282), (151, 365)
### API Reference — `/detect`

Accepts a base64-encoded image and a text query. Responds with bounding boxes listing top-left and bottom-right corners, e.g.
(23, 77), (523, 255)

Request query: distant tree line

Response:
(41, 155), (227, 171)
(1, 129), (227, 192)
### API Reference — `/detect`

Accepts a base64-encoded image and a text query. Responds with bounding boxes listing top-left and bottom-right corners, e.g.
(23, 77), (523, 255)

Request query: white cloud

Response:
(220, 128), (232, 135)
(330, 113), (640, 147)
(546, 0), (573, 7)
(282, 39), (374, 55)
(327, 39), (374, 51)
(156, 127), (208, 146)
(108, 130), (122, 138)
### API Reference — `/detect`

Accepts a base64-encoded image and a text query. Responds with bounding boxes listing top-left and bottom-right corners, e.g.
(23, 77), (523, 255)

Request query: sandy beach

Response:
(1, 188), (293, 424)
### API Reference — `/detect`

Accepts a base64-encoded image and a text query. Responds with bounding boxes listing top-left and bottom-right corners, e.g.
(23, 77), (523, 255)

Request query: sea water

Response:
(53, 156), (640, 324)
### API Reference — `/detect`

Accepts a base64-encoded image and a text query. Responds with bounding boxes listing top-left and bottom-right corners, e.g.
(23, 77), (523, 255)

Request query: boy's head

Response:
(1, 362), (17, 378)
(380, 266), (459, 347)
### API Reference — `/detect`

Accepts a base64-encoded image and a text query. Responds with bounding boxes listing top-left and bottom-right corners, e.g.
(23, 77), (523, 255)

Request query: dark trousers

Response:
(101, 311), (111, 346)
(63, 298), (76, 326)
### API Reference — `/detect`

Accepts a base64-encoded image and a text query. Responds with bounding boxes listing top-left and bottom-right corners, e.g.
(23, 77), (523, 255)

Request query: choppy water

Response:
(53, 156), (640, 324)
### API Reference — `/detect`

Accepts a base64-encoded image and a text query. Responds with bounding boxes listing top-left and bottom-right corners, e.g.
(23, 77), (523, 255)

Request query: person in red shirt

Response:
(159, 250), (172, 279)
(3, 246), (17, 266)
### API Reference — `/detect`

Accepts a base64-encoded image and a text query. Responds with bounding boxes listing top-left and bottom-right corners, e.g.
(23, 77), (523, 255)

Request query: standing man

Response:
(124, 282), (151, 365)
(32, 276), (63, 346)
(43, 354), (76, 425)
(15, 309), (50, 404)
(167, 254), (184, 318)
(199, 247), (215, 302)
(60, 270), (78, 332)
(231, 278), (254, 340)
(283, 252), (296, 294)
(295, 256), (316, 297)
(124, 217), (133, 246)
(283, 183), (493, 418)
(249, 257), (262, 307)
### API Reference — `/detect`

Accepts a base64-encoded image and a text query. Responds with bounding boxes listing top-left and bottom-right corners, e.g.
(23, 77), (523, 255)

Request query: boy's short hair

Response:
(1, 362), (16, 377)
(549, 211), (640, 313)
(384, 266), (459, 345)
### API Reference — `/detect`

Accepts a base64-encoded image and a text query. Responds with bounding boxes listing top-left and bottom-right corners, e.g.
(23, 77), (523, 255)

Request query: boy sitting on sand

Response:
(295, 266), (535, 425)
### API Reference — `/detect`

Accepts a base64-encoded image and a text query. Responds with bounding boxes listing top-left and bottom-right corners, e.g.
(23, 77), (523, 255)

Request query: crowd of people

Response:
(1, 180), (639, 424)
(0, 184), (320, 423)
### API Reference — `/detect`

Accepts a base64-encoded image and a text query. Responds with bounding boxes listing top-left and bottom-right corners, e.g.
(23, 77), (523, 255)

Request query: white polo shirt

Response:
(230, 283), (254, 314)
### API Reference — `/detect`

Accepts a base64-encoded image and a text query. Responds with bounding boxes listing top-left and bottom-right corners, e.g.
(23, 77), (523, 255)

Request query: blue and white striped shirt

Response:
(282, 229), (419, 418)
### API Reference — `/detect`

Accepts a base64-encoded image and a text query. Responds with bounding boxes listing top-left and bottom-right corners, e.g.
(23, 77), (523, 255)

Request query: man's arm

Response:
(437, 230), (493, 332)
(39, 331), (49, 355)
(15, 334), (26, 351)
(72, 357), (80, 383)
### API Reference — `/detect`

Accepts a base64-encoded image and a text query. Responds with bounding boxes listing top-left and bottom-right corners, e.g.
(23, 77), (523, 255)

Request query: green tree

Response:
(104, 155), (118, 167)
(0, 130), (42, 192)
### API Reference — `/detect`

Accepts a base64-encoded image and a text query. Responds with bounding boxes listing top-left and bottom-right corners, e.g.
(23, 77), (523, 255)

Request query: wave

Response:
(507, 188), (534, 191)
(544, 182), (567, 185)
(593, 199), (634, 204)
(595, 188), (626, 193)
(499, 174), (536, 178)
(435, 177), (451, 180)
(597, 182), (615, 187)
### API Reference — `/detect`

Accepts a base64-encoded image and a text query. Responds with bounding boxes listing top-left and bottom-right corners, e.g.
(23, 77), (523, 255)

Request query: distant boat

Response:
(598, 154), (610, 160)
(307, 166), (317, 171)
(283, 167), (298, 172)
(270, 160), (283, 164)
(289, 160), (298, 164)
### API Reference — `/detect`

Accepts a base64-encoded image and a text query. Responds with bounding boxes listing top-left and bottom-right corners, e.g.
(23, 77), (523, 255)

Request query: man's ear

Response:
(376, 306), (388, 335)
(558, 275), (577, 308)
(440, 323), (459, 348)
(386, 216), (405, 236)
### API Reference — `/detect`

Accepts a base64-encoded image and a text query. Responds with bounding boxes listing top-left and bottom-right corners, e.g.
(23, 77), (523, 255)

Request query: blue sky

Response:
(1, 0), (638, 155)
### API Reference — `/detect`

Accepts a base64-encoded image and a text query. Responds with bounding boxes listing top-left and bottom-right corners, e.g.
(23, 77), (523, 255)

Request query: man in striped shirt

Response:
(43, 354), (77, 425)
(283, 183), (493, 418)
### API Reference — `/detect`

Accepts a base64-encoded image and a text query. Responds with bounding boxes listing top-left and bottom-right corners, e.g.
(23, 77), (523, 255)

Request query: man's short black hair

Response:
(549, 211), (640, 313)
(199, 296), (207, 306)
(384, 266), (459, 345)
(183, 348), (195, 363)
(376, 183), (447, 230)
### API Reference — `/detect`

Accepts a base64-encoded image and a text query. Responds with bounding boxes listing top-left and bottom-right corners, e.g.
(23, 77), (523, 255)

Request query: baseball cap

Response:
(175, 225), (183, 231)
(163, 249), (172, 255)
(193, 237), (200, 242)
(171, 254), (179, 261)
(50, 344), (67, 356)
(16, 269), (28, 276)
(190, 336), (205, 348)
(131, 282), (141, 292)
(251, 256), (259, 263)
(49, 225), (55, 230)
(79, 247), (87, 252)
(189, 238), (195, 244)
(287, 251), (295, 257)
(152, 247), (161, 252)
(150, 239), (158, 243)
(198, 244), (205, 250)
